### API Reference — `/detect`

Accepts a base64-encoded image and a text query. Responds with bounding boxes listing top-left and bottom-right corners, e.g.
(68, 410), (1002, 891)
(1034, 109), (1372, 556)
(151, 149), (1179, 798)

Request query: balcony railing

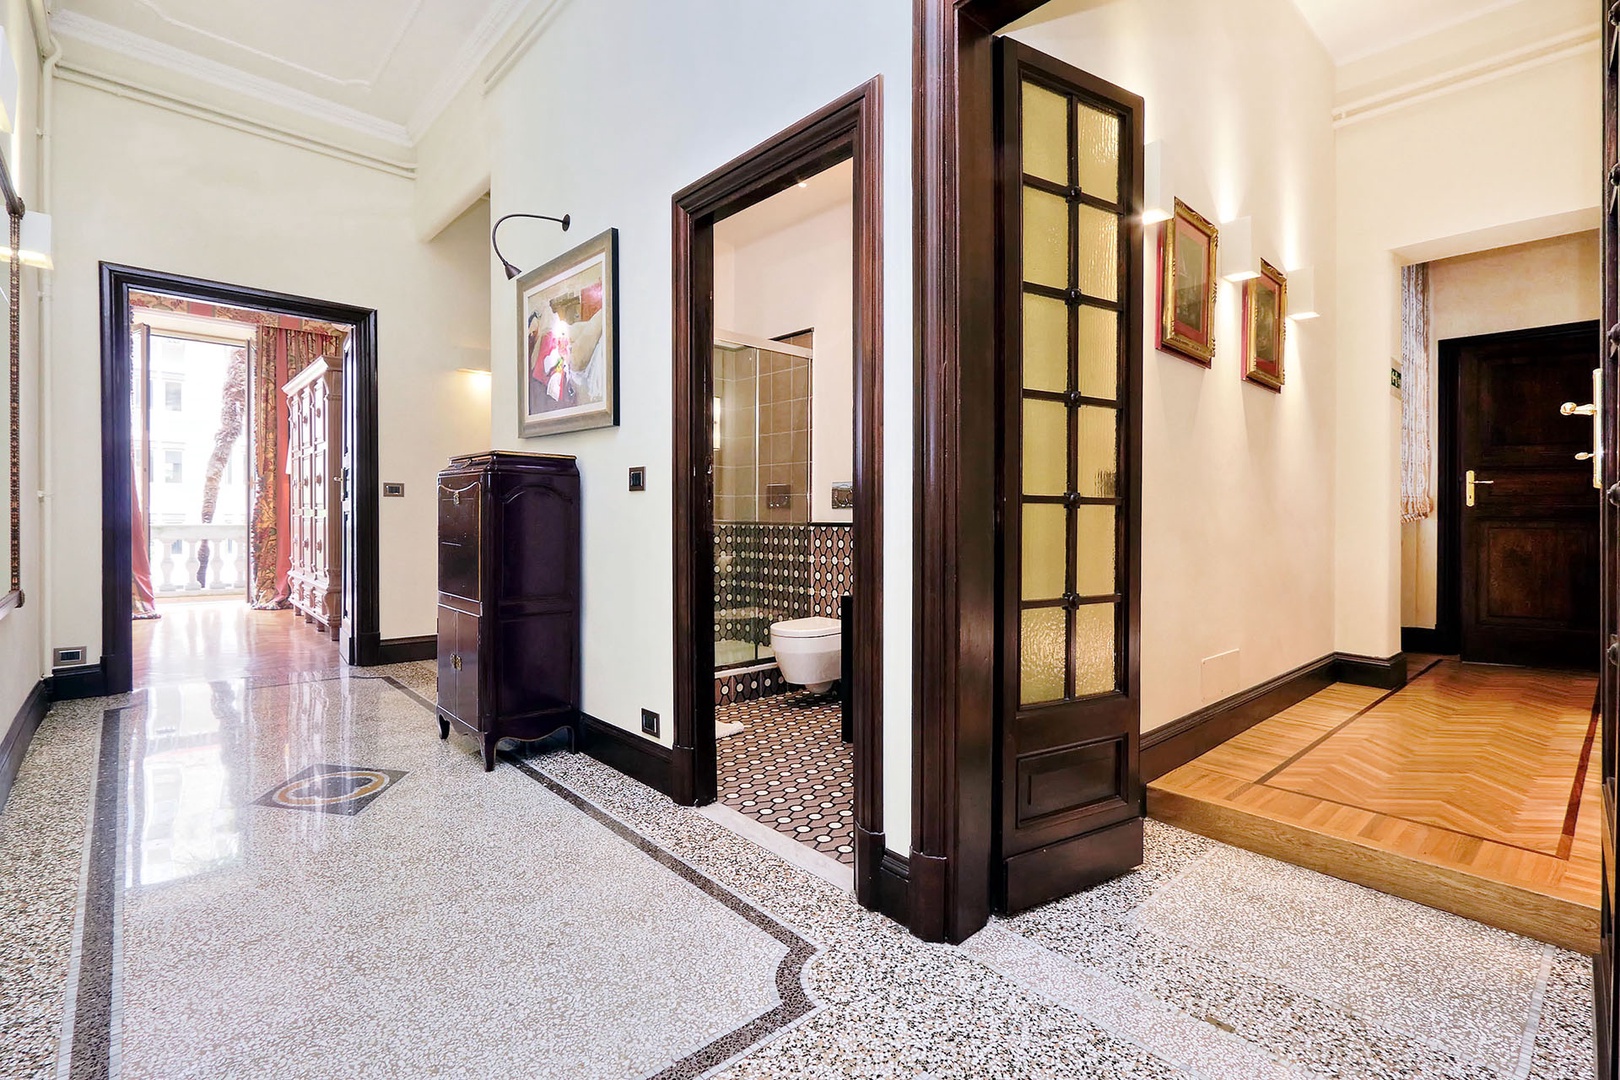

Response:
(150, 524), (249, 596)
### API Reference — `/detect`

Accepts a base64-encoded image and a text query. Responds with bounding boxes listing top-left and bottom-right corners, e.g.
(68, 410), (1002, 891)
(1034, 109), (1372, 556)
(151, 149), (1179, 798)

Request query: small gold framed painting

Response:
(1156, 198), (1218, 365)
(1242, 259), (1287, 392)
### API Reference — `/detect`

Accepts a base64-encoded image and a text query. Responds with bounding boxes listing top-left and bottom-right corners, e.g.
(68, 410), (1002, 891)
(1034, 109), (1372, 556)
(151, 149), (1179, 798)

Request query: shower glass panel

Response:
(712, 335), (813, 671)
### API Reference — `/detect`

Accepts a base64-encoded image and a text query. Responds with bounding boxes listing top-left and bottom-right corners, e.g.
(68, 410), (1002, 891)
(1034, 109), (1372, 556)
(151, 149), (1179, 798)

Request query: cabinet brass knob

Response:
(451, 654), (462, 670)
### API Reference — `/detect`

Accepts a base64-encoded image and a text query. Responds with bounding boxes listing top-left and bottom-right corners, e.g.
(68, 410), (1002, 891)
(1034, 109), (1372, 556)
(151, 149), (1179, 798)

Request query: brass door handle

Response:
(1561, 401), (1597, 416)
(1578, 452), (1596, 462)
(1561, 369), (1604, 489)
(1465, 470), (1493, 508)
(451, 654), (462, 670)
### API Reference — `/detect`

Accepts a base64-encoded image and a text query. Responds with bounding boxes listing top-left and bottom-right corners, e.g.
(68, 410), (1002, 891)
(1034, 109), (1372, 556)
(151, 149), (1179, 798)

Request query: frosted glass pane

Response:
(1021, 607), (1067, 705)
(1024, 187), (1070, 289)
(1077, 205), (1119, 302)
(1024, 294), (1069, 393)
(1024, 398), (1069, 496)
(1075, 407), (1118, 498)
(1022, 81), (1069, 185)
(1074, 505), (1116, 596)
(1075, 103), (1119, 203)
(1076, 306), (1117, 400)
(1073, 603), (1117, 696)
(1023, 504), (1067, 601)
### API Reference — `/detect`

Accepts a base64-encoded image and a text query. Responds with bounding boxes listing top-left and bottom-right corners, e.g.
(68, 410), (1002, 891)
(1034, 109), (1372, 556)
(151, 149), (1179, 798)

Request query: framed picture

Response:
(1242, 259), (1287, 391)
(517, 227), (620, 437)
(1157, 198), (1218, 365)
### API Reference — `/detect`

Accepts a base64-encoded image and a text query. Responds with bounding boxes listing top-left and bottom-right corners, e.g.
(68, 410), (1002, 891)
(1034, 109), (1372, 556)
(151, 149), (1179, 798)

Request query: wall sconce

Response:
(1142, 141), (1172, 225)
(0, 29), (17, 135)
(0, 211), (52, 269)
(1287, 266), (1320, 320)
(1218, 216), (1258, 282)
(491, 212), (571, 279)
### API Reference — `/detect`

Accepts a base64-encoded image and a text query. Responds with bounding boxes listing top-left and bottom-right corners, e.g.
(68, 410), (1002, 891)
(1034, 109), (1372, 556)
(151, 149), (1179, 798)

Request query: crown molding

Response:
(57, 64), (415, 179)
(1333, 26), (1599, 128)
(482, 0), (572, 97)
(52, 10), (412, 148)
(406, 0), (536, 140)
(126, 0), (427, 90)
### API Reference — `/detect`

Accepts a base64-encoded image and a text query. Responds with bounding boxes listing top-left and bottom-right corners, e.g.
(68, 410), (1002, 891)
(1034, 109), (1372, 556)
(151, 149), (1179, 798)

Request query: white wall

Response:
(1336, 50), (1599, 657)
(1009, 0), (1340, 731)
(481, 0), (913, 845)
(49, 82), (492, 661)
(716, 186), (856, 524)
(0, 0), (45, 729)
(1400, 230), (1601, 628)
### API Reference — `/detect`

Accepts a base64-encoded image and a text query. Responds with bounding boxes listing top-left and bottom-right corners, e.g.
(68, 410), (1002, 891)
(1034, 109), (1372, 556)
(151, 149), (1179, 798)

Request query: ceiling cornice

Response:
(52, 10), (412, 148)
(405, 0), (535, 141)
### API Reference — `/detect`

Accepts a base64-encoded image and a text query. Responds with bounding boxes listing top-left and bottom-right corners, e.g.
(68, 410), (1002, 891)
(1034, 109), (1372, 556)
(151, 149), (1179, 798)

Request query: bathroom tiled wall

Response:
(714, 521), (852, 700)
(714, 343), (812, 524)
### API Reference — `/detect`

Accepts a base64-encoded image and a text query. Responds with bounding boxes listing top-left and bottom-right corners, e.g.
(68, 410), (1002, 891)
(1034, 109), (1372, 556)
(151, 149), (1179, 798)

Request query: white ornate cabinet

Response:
(283, 356), (343, 638)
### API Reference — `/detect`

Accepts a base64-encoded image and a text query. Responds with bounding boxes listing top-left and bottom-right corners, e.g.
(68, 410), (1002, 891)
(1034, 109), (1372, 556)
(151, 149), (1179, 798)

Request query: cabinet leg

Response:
(437, 715), (450, 740)
(481, 735), (497, 772)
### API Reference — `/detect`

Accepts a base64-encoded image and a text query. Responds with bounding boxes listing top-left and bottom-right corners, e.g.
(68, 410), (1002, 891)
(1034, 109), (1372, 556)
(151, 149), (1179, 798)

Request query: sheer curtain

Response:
(1400, 263), (1434, 523)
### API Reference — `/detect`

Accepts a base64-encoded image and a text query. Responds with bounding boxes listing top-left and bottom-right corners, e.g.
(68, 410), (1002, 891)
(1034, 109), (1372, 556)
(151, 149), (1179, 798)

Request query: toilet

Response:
(769, 616), (841, 693)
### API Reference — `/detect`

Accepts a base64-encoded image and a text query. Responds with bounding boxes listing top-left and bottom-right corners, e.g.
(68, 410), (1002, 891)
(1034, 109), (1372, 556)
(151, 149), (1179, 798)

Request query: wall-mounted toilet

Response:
(770, 616), (841, 693)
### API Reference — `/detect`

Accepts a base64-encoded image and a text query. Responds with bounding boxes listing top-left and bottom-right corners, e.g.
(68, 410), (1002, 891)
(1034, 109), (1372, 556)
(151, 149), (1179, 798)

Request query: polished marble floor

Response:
(131, 598), (342, 687)
(0, 659), (1596, 1079)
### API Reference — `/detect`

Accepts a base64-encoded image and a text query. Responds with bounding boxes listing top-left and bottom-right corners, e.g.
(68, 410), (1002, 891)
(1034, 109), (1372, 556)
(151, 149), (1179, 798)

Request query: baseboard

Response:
(877, 849), (911, 927)
(1335, 651), (1408, 690)
(1141, 655), (1338, 781)
(1400, 626), (1451, 655)
(579, 713), (672, 799)
(0, 680), (49, 813)
(49, 663), (108, 702)
(352, 630), (385, 667)
(374, 635), (437, 664)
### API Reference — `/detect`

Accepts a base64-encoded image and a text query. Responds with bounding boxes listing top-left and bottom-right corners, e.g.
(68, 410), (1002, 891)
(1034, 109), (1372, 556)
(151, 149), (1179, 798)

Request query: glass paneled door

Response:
(995, 38), (1144, 913)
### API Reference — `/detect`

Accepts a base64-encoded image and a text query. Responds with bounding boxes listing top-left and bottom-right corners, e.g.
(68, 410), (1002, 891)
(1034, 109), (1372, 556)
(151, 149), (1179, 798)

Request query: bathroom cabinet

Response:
(435, 451), (581, 770)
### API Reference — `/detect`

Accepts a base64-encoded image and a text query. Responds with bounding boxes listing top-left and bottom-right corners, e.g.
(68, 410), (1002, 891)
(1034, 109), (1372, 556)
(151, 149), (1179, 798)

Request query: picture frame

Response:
(1242, 259), (1287, 392)
(1156, 198), (1219, 365)
(517, 227), (620, 437)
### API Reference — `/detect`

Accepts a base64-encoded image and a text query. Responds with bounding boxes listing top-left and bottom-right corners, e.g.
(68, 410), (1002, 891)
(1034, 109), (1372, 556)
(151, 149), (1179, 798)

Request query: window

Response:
(163, 450), (183, 484)
(163, 381), (182, 411)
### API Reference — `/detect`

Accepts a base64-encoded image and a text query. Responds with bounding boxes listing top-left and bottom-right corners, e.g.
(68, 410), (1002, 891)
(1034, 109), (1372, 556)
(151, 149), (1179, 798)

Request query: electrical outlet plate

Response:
(383, 482), (405, 497)
(628, 467), (646, 492)
(640, 708), (659, 736)
(52, 646), (87, 667)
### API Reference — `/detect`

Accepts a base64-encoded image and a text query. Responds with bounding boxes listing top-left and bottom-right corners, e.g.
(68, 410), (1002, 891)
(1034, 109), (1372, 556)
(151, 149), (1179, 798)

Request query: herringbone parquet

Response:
(1150, 659), (1601, 953)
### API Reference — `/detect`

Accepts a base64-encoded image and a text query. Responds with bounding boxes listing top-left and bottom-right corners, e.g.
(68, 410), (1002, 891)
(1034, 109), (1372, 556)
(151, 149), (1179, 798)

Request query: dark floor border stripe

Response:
(69, 703), (128, 1080)
(382, 676), (820, 1080)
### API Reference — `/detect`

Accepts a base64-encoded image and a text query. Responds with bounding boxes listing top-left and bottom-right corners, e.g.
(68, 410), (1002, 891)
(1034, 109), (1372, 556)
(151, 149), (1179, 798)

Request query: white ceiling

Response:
(715, 160), (854, 252)
(1288, 0), (1527, 64)
(51, 0), (531, 142)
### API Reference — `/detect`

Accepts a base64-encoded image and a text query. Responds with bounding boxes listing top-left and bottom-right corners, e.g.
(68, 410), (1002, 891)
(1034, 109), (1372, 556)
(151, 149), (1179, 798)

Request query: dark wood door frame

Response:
(97, 263), (382, 695)
(1429, 320), (1602, 660)
(670, 80), (887, 905)
(910, 0), (1047, 944)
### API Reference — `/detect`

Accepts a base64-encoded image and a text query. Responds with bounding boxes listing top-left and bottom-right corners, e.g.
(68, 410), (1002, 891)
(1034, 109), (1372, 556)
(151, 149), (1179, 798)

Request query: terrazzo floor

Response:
(0, 659), (1597, 1079)
(716, 689), (854, 865)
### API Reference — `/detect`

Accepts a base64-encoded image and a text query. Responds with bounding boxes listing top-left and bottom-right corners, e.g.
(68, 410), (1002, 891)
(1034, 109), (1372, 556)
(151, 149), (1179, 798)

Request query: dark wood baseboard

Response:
(876, 849), (911, 926)
(49, 662), (108, 702)
(1142, 655), (1338, 781)
(579, 713), (672, 799)
(373, 635), (437, 664)
(1401, 626), (1452, 655)
(0, 679), (49, 813)
(1335, 651), (1408, 689)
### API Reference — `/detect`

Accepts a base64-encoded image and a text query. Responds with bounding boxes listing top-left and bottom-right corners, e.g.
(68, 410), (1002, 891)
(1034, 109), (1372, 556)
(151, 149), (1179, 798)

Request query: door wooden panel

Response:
(1457, 325), (1600, 668)
(994, 37), (1144, 914)
(1597, 2), (1619, 1074)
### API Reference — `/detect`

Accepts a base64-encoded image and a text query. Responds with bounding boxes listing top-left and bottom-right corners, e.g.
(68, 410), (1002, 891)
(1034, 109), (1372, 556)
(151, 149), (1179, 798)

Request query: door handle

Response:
(451, 653), (462, 670)
(1560, 368), (1603, 490)
(1465, 470), (1494, 508)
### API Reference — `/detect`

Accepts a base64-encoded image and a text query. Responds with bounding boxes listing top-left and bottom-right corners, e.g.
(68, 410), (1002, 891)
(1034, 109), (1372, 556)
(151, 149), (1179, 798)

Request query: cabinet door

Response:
(437, 606), (458, 720)
(438, 477), (482, 602)
(453, 610), (482, 730)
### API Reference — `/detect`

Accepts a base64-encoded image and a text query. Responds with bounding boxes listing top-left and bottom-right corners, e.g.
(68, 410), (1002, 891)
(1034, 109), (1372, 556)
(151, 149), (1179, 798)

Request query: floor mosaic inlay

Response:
(715, 689), (853, 864)
(252, 763), (407, 816)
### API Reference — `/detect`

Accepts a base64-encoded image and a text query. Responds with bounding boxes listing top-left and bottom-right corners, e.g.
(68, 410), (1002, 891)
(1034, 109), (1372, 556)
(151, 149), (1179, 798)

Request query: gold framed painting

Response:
(1242, 259), (1287, 392)
(1156, 198), (1218, 365)
(517, 227), (620, 437)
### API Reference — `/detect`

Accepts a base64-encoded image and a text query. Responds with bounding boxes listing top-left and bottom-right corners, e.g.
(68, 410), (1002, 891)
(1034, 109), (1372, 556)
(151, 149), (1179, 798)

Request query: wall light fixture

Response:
(1218, 216), (1258, 282)
(491, 212), (571, 279)
(1287, 266), (1320, 320)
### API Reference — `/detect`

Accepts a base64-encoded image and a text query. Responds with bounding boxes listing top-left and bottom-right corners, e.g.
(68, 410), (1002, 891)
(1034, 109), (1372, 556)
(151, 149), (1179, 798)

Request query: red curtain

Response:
(249, 327), (343, 608)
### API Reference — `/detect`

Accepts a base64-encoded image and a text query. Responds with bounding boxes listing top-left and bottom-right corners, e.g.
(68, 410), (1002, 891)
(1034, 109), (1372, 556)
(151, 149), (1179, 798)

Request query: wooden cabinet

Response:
(436, 451), (581, 770)
(283, 357), (342, 638)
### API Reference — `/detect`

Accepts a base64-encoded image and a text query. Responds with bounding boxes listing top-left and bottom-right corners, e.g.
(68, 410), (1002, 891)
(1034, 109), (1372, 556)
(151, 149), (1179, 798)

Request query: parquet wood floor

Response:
(1150, 658), (1601, 954)
(132, 597), (342, 688)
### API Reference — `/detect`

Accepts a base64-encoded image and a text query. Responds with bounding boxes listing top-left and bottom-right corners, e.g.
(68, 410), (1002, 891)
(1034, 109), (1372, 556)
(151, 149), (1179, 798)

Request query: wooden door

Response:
(338, 334), (356, 662)
(994, 38), (1144, 914)
(1596, 1), (1619, 1072)
(1456, 324), (1600, 668)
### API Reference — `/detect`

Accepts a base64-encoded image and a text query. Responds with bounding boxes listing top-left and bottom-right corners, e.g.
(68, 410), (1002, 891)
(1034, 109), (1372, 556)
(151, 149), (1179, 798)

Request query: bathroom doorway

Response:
(671, 81), (887, 906)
